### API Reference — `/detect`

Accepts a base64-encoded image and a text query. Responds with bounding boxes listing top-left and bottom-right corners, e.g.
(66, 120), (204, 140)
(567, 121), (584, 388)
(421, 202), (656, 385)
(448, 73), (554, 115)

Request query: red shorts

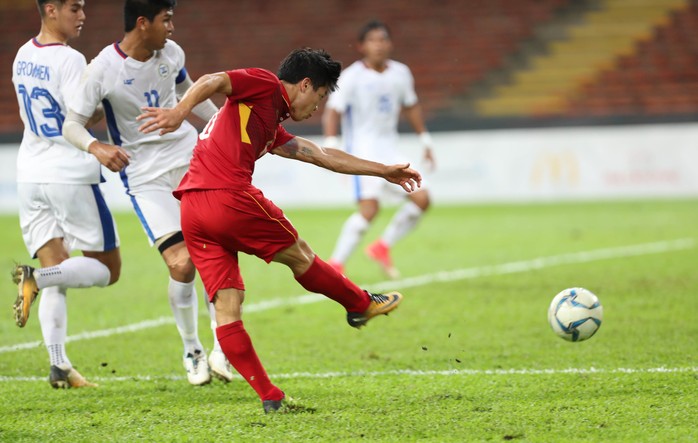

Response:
(180, 187), (298, 299)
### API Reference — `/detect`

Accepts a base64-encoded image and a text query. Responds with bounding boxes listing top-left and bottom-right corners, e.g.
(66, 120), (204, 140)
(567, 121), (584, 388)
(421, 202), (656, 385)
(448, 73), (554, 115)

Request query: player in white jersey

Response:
(62, 0), (232, 386)
(11, 0), (122, 389)
(323, 20), (435, 279)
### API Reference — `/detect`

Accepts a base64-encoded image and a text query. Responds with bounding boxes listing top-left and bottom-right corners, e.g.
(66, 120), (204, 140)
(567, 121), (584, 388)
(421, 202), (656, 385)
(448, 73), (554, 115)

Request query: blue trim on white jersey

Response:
(102, 99), (155, 243)
(91, 184), (117, 251)
(102, 99), (122, 146)
(175, 67), (187, 84)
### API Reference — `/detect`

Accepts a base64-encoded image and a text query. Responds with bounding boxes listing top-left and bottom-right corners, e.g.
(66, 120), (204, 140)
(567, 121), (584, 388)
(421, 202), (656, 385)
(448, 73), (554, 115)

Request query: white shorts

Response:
(124, 165), (186, 246)
(351, 175), (429, 201)
(18, 182), (120, 258)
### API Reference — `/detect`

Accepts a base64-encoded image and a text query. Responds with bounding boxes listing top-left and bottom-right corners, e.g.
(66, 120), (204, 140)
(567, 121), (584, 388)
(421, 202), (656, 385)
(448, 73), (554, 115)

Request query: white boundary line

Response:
(1, 238), (694, 355)
(0, 366), (695, 383)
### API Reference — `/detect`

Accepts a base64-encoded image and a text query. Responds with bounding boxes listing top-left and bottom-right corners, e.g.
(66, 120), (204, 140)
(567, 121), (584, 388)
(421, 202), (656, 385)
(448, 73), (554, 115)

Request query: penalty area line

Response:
(0, 366), (696, 383)
(0, 237), (694, 355)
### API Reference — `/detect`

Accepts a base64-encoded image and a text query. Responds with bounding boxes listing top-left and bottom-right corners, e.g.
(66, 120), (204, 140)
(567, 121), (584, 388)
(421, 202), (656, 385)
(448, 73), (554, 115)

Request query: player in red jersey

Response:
(137, 48), (421, 413)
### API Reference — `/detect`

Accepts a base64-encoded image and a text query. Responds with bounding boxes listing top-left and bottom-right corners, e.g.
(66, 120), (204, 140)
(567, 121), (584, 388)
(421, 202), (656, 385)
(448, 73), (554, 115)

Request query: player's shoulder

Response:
(248, 67), (276, 79)
(386, 59), (412, 75)
(338, 60), (366, 85)
(14, 39), (35, 56)
(62, 44), (87, 64)
(86, 43), (122, 72)
(230, 67), (278, 83)
(342, 60), (365, 75)
(90, 43), (121, 65)
(162, 39), (185, 57)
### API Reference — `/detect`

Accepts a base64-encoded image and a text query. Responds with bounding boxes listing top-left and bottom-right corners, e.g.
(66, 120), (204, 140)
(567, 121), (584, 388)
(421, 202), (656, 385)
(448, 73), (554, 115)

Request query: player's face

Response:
(144, 8), (174, 50)
(54, 0), (86, 40)
(360, 28), (392, 66)
(290, 80), (328, 121)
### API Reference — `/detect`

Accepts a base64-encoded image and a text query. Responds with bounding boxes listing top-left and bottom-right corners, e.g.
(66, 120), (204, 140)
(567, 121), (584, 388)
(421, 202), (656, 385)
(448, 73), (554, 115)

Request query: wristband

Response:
(63, 119), (97, 152)
(323, 135), (340, 148)
(419, 132), (433, 148)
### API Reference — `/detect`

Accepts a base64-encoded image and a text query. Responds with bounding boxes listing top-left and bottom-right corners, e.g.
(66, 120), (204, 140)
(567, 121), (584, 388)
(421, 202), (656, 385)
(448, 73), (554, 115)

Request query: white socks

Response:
(35, 257), (111, 370)
(168, 277), (204, 355)
(34, 256), (110, 290)
(38, 286), (71, 369)
(331, 212), (370, 264)
(382, 201), (424, 246)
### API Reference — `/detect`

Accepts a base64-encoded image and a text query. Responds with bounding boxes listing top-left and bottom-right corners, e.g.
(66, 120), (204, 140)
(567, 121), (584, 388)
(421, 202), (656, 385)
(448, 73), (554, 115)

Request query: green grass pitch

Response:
(0, 200), (696, 442)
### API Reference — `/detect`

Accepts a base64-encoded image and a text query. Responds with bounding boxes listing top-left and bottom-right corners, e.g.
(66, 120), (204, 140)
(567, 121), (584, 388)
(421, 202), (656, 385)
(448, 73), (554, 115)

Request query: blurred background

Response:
(2, 0), (697, 209)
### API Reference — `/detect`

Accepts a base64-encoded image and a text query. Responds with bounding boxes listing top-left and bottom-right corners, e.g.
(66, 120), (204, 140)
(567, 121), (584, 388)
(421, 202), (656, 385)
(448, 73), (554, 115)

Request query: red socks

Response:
(216, 321), (284, 402)
(295, 256), (370, 313)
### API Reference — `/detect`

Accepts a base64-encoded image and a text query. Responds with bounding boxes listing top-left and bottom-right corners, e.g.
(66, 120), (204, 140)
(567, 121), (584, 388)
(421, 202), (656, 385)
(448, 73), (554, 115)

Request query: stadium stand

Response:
(474, 0), (689, 117)
(2, 0), (696, 139)
(567, 1), (698, 117)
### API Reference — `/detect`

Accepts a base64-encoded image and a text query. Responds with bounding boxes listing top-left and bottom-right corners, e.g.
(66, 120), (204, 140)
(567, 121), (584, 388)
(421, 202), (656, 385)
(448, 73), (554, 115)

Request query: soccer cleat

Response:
(262, 394), (285, 413)
(49, 365), (98, 389)
(208, 349), (234, 382)
(365, 240), (400, 279)
(327, 259), (345, 276)
(346, 291), (403, 329)
(183, 349), (211, 386)
(12, 265), (39, 328)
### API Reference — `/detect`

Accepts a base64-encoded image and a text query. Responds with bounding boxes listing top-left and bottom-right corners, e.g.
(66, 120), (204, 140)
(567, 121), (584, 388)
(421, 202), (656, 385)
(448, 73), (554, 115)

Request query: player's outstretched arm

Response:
(137, 72), (232, 136)
(272, 136), (422, 193)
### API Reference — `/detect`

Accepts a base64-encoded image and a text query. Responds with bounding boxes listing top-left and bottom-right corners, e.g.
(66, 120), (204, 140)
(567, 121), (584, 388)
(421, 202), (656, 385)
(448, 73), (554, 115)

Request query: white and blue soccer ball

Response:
(548, 287), (603, 342)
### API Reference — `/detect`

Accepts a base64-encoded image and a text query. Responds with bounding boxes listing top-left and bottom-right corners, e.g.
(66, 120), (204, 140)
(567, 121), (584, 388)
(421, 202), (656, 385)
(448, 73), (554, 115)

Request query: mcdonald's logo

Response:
(530, 151), (580, 187)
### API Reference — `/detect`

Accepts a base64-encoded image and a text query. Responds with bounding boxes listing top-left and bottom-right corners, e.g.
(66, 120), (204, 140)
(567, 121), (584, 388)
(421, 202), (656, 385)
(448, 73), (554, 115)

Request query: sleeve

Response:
(401, 65), (419, 108)
(270, 124), (295, 151)
(70, 57), (105, 118)
(59, 50), (87, 111)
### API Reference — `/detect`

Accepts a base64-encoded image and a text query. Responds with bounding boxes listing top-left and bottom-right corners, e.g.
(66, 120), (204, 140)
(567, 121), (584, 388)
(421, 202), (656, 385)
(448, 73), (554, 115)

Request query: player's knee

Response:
(361, 210), (378, 222)
(412, 191), (431, 211)
(296, 238), (315, 258)
(168, 258), (196, 281)
(107, 262), (121, 285)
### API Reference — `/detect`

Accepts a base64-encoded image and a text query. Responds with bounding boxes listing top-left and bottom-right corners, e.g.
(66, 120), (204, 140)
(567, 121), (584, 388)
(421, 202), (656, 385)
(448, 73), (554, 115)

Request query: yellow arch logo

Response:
(531, 151), (580, 187)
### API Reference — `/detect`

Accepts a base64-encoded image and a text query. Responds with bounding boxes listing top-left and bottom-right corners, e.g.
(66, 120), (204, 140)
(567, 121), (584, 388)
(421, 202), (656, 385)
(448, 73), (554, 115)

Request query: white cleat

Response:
(183, 349), (211, 386)
(208, 349), (234, 383)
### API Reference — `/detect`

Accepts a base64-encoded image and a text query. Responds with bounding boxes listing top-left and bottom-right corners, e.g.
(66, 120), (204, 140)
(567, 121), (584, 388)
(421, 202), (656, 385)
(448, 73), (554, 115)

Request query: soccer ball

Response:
(548, 287), (603, 342)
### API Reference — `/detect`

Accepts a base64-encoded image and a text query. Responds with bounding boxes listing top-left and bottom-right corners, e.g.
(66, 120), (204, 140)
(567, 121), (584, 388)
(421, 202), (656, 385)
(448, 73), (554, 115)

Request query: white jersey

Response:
(326, 59), (418, 164)
(71, 39), (197, 189)
(12, 39), (101, 184)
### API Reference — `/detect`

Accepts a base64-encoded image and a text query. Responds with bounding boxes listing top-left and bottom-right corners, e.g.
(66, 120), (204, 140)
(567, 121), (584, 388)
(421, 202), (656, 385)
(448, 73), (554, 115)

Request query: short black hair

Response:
(124, 0), (176, 32)
(277, 48), (342, 93)
(36, 0), (66, 18)
(358, 19), (391, 42)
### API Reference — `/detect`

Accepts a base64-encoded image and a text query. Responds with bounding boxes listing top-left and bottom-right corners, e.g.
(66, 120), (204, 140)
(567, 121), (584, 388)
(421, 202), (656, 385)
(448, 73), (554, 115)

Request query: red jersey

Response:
(174, 68), (295, 198)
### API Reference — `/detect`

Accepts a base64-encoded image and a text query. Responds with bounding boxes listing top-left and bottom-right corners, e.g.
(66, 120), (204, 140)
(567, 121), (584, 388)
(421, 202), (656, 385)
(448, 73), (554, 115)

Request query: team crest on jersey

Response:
(158, 64), (170, 78)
